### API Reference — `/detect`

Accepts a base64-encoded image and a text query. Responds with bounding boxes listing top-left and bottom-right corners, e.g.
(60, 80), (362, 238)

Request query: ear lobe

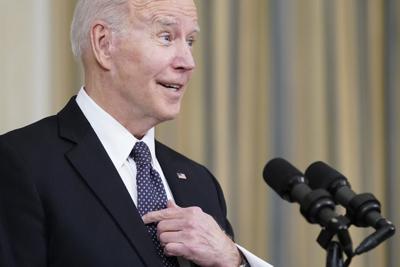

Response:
(90, 22), (113, 70)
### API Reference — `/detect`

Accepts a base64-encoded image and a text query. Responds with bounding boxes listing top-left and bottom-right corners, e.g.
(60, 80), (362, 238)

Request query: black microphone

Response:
(305, 161), (396, 254)
(263, 158), (348, 231)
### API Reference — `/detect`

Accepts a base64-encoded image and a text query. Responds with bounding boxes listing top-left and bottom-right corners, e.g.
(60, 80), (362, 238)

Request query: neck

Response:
(83, 74), (158, 138)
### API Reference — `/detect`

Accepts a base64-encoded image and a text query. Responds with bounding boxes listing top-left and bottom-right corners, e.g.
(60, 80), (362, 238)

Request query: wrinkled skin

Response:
(85, 0), (242, 266)
(143, 201), (242, 267)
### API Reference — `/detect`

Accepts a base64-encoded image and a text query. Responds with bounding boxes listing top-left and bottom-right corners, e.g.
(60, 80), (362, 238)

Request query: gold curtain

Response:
(159, 1), (400, 266)
(1, 1), (399, 267)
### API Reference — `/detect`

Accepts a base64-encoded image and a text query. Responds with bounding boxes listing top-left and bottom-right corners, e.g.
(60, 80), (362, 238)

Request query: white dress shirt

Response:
(76, 87), (272, 267)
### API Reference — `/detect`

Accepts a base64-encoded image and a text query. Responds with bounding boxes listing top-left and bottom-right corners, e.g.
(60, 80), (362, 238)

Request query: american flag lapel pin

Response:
(177, 172), (187, 180)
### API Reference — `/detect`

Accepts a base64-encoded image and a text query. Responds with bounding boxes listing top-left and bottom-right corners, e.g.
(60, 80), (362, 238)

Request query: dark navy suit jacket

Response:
(0, 98), (233, 267)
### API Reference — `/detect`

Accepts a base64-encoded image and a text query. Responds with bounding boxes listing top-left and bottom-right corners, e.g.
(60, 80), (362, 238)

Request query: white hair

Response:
(70, 0), (129, 59)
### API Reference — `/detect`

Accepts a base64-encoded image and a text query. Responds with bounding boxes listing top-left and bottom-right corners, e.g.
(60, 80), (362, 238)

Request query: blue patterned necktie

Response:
(131, 141), (178, 267)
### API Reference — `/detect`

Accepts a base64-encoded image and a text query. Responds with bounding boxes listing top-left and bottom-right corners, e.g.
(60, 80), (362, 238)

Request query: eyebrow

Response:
(155, 17), (178, 26)
(154, 17), (201, 33)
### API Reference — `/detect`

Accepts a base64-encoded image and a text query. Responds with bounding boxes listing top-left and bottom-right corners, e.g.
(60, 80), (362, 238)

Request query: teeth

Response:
(160, 83), (181, 90)
(166, 84), (180, 89)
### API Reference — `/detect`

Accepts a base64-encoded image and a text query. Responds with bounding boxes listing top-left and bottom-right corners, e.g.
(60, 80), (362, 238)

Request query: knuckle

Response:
(164, 243), (173, 255)
(181, 219), (194, 231)
(157, 221), (166, 232)
(159, 209), (169, 219)
(185, 229), (196, 239)
(204, 213), (214, 222)
(187, 206), (203, 220)
(192, 206), (203, 213)
(159, 232), (167, 242)
(185, 217), (197, 228)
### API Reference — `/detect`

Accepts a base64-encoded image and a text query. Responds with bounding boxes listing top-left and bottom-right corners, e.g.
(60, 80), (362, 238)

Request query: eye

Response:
(159, 32), (172, 45)
(187, 37), (196, 47)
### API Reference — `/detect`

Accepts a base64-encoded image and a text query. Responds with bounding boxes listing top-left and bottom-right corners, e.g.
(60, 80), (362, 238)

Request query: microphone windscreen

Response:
(263, 158), (304, 197)
(305, 161), (345, 190)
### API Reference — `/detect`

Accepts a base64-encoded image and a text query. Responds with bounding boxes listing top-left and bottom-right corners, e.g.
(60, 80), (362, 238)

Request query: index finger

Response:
(142, 206), (182, 224)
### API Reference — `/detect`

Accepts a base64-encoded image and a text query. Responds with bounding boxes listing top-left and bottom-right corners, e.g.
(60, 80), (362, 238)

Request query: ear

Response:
(90, 21), (114, 70)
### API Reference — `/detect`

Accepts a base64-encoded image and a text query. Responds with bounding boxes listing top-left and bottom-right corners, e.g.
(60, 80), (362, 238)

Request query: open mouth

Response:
(157, 82), (183, 92)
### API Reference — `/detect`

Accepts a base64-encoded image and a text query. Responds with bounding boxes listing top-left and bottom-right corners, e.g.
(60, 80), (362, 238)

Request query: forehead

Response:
(128, 0), (198, 25)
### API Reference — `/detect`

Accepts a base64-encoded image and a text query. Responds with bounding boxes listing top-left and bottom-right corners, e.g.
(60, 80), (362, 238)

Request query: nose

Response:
(172, 41), (196, 71)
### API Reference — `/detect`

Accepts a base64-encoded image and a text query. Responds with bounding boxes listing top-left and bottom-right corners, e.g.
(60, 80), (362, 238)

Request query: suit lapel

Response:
(155, 141), (203, 209)
(58, 98), (163, 267)
(155, 142), (210, 267)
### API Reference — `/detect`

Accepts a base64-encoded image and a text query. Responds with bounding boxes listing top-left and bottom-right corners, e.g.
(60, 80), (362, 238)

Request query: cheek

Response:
(122, 50), (160, 79)
(142, 47), (175, 73)
(120, 47), (142, 69)
(112, 42), (175, 88)
(112, 38), (143, 68)
(113, 49), (149, 86)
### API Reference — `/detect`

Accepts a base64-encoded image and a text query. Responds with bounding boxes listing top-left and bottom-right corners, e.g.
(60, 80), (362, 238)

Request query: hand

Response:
(142, 200), (242, 267)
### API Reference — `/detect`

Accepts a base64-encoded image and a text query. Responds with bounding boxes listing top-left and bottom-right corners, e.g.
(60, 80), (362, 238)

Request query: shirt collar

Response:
(75, 87), (156, 169)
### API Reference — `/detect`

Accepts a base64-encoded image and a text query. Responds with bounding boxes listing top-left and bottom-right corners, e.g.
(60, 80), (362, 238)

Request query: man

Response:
(0, 0), (272, 266)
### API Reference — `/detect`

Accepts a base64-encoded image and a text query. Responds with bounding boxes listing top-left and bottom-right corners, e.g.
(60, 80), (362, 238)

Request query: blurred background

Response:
(0, 0), (398, 266)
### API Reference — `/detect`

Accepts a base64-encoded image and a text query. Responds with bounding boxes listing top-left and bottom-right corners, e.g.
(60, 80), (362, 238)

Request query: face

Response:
(109, 0), (199, 126)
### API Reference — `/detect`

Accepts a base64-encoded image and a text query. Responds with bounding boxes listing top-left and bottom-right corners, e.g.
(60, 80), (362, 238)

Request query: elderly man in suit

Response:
(0, 0), (272, 266)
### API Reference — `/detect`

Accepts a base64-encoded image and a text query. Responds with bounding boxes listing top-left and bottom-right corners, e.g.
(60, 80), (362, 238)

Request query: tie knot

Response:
(131, 141), (152, 165)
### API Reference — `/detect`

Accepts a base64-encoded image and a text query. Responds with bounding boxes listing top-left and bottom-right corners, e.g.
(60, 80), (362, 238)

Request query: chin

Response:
(162, 112), (180, 121)
(157, 106), (181, 122)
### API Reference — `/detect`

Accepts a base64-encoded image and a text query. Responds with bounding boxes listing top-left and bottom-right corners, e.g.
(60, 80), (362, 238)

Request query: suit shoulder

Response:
(1, 115), (57, 137)
(0, 115), (59, 150)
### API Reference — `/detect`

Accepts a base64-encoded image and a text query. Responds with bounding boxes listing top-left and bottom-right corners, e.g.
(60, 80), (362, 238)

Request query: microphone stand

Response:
(316, 216), (353, 267)
(326, 241), (344, 267)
